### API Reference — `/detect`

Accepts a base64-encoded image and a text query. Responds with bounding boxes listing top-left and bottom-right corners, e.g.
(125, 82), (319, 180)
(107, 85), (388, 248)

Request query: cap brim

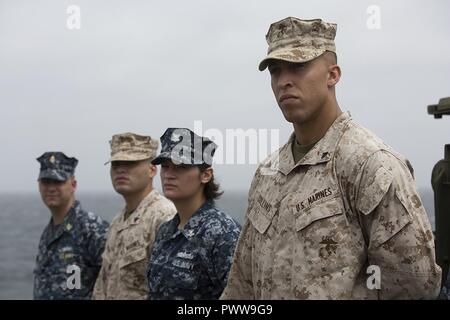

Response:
(151, 152), (200, 166)
(38, 170), (69, 182)
(151, 153), (172, 165)
(258, 48), (327, 71)
(104, 154), (152, 165)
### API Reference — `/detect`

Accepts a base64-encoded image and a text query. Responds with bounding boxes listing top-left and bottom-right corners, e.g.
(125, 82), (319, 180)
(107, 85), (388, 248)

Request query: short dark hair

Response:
(199, 164), (223, 202)
(324, 51), (337, 64)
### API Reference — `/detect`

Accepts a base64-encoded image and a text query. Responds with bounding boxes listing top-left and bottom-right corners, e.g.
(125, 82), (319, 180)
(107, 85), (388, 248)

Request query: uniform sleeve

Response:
(145, 201), (176, 254)
(211, 222), (242, 290)
(355, 151), (442, 299)
(220, 168), (263, 300)
(87, 218), (109, 268)
(92, 221), (115, 300)
(220, 219), (255, 299)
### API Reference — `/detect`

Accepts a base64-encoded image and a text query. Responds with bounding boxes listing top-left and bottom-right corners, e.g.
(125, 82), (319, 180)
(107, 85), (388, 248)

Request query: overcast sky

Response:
(0, 0), (449, 193)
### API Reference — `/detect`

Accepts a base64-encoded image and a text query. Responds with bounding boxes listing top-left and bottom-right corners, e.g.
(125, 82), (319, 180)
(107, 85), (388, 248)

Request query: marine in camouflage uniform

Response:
(34, 152), (109, 300)
(147, 128), (241, 300)
(221, 17), (441, 300)
(93, 133), (176, 300)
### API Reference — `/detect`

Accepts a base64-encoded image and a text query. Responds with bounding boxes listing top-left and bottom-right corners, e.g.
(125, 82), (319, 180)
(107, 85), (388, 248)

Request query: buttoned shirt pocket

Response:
(356, 165), (413, 248)
(119, 246), (147, 267)
(119, 247), (148, 291)
(357, 166), (393, 215)
(293, 197), (359, 277)
(170, 257), (200, 290)
(248, 193), (277, 236)
(150, 253), (201, 299)
(367, 190), (413, 249)
(295, 197), (344, 232)
(248, 206), (276, 235)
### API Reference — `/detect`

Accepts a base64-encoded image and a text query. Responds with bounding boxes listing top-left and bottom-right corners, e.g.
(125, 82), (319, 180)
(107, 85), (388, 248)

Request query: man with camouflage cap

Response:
(34, 152), (109, 300)
(221, 17), (441, 299)
(93, 133), (176, 299)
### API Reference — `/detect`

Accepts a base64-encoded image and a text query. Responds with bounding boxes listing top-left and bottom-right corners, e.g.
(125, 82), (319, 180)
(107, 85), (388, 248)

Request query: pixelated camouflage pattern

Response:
(439, 272), (450, 299)
(33, 200), (109, 300)
(221, 112), (441, 300)
(92, 189), (176, 299)
(36, 152), (78, 182)
(147, 201), (241, 300)
(259, 17), (337, 71)
(152, 128), (217, 166)
(106, 132), (159, 164)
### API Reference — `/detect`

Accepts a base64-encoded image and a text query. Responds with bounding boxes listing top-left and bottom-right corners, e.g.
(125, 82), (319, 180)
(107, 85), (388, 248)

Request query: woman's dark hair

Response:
(199, 164), (223, 202)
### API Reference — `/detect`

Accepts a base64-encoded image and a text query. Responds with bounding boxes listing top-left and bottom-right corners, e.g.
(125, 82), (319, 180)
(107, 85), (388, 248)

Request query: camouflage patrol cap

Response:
(152, 128), (217, 166)
(259, 17), (337, 71)
(36, 152), (78, 182)
(106, 132), (159, 164)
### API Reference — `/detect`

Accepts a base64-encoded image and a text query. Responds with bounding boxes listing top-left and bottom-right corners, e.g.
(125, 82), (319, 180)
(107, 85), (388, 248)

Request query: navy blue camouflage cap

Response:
(36, 152), (78, 182)
(152, 128), (217, 166)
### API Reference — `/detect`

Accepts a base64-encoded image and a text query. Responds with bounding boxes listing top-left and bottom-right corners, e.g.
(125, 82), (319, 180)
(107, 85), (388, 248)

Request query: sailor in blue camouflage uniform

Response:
(147, 128), (241, 300)
(33, 152), (109, 299)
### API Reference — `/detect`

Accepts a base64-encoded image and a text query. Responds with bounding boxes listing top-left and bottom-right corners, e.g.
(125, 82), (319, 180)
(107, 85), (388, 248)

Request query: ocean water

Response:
(0, 189), (434, 300)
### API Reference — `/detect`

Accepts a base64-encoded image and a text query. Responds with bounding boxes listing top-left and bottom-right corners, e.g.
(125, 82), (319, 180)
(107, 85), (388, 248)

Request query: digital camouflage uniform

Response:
(221, 18), (441, 300)
(439, 272), (450, 299)
(34, 152), (109, 300)
(222, 112), (441, 299)
(147, 201), (241, 300)
(93, 190), (176, 299)
(148, 128), (241, 299)
(93, 133), (176, 299)
(34, 201), (109, 299)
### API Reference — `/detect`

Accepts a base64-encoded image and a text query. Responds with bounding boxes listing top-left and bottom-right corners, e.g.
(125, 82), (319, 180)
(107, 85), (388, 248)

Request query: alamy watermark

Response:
(193, 121), (280, 165)
(366, 265), (381, 290)
(366, 5), (381, 30)
(66, 5), (81, 30)
(66, 264), (81, 290)
(167, 121), (280, 170)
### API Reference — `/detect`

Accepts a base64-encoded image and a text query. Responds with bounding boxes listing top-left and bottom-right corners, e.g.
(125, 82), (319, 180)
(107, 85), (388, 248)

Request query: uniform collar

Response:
(276, 111), (352, 175)
(117, 189), (161, 231)
(165, 201), (214, 241)
(44, 200), (80, 247)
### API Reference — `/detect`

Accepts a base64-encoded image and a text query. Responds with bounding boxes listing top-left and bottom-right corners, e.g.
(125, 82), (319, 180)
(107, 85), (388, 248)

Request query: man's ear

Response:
(327, 64), (341, 87)
(149, 164), (157, 178)
(200, 167), (213, 184)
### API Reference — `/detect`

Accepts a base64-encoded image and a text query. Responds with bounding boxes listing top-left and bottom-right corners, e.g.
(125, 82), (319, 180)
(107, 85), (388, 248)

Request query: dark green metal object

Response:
(432, 145), (450, 288)
(428, 97), (450, 119)
(429, 97), (450, 288)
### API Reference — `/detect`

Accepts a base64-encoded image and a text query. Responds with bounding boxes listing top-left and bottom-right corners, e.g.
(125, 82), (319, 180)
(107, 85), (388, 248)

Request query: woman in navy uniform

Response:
(147, 128), (241, 300)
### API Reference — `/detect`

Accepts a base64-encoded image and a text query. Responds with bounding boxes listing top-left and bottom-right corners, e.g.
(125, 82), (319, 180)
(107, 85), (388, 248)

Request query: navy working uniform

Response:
(440, 273), (450, 300)
(33, 152), (109, 300)
(147, 128), (242, 299)
(148, 201), (241, 300)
